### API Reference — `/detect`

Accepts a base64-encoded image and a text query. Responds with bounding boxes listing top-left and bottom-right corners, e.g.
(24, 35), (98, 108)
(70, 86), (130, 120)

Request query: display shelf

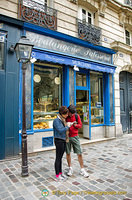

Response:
(34, 119), (54, 123)
(33, 111), (58, 115)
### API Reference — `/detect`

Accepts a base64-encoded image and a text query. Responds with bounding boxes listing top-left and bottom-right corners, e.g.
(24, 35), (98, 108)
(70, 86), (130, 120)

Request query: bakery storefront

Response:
(19, 30), (116, 153)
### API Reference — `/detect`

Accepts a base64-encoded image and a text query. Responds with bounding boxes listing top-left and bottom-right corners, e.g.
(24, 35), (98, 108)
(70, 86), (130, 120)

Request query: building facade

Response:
(0, 0), (132, 159)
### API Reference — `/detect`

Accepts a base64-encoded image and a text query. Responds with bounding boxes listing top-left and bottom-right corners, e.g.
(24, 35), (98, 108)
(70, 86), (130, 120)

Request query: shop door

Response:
(76, 90), (89, 138)
(120, 71), (132, 133)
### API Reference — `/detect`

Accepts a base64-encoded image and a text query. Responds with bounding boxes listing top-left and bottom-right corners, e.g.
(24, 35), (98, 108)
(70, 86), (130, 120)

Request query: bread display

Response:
(33, 112), (57, 129)
(33, 122), (49, 129)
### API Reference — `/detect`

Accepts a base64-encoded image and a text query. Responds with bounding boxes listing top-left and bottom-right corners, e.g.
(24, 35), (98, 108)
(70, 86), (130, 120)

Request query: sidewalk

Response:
(0, 134), (132, 200)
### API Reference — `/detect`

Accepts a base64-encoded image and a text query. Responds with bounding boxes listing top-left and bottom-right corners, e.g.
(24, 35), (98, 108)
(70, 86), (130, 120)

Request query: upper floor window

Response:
(23, 0), (50, 7)
(124, 0), (132, 6)
(82, 9), (92, 24)
(33, 0), (50, 6)
(125, 30), (131, 45)
(78, 6), (93, 24)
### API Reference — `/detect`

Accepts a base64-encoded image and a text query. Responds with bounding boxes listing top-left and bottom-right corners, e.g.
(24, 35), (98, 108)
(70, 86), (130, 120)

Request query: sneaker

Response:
(67, 167), (73, 176)
(80, 168), (89, 178)
(59, 174), (68, 181)
(54, 175), (67, 182)
(54, 177), (61, 182)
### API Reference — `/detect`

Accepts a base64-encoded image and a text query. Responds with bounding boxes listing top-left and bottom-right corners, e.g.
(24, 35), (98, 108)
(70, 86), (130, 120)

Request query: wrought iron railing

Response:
(18, 0), (57, 30)
(77, 19), (102, 45)
(124, 0), (132, 6)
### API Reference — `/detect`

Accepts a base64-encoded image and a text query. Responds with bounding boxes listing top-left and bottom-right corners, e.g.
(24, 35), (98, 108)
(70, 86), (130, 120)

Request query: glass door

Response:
(76, 90), (89, 138)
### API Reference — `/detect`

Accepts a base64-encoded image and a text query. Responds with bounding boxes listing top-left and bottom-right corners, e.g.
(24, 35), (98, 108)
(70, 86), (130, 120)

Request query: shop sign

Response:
(27, 32), (112, 64)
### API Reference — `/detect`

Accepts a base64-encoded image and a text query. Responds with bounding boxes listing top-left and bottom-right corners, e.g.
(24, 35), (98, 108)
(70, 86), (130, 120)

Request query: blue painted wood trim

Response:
(74, 71), (76, 105)
(112, 74), (115, 124)
(76, 86), (88, 90)
(103, 74), (106, 124)
(105, 74), (110, 125)
(32, 46), (116, 69)
(91, 124), (105, 127)
(23, 22), (116, 55)
(88, 71), (91, 140)
(34, 128), (53, 132)
(31, 63), (34, 132)
(27, 130), (34, 135)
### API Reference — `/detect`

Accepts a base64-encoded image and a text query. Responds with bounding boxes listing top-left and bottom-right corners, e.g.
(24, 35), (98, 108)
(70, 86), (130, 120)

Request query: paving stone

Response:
(0, 192), (11, 199)
(15, 197), (25, 200)
(0, 135), (132, 200)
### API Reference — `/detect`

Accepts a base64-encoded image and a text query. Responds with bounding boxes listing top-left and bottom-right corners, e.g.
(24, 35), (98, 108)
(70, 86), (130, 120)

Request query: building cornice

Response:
(111, 41), (132, 54)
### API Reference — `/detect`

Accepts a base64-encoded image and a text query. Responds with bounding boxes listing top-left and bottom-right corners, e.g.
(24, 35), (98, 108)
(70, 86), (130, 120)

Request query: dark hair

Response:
(59, 106), (68, 115)
(68, 104), (76, 114)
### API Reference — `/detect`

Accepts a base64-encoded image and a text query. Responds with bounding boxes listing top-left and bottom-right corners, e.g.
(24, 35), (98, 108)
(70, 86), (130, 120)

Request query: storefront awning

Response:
(32, 49), (116, 74)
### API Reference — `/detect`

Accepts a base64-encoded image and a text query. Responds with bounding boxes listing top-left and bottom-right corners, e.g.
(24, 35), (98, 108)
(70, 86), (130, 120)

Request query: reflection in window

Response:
(76, 72), (86, 87)
(33, 65), (62, 130)
(82, 8), (92, 24)
(90, 72), (104, 124)
(0, 42), (4, 70)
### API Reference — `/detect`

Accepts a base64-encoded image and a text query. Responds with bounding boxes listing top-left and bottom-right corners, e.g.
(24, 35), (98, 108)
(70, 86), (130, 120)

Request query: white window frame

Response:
(33, 0), (49, 6)
(24, 0), (50, 7)
(78, 6), (94, 24)
(125, 29), (131, 45)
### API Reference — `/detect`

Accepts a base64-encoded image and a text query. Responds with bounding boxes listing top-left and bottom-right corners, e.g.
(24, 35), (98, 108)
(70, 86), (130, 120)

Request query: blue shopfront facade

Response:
(0, 14), (116, 159)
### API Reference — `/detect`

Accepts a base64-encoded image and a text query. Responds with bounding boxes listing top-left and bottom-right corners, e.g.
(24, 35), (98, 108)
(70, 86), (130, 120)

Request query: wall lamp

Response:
(73, 65), (79, 71)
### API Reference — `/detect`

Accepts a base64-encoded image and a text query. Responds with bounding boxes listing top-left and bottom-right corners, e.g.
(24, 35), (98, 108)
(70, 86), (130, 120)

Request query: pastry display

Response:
(33, 122), (49, 129)
(33, 112), (57, 130)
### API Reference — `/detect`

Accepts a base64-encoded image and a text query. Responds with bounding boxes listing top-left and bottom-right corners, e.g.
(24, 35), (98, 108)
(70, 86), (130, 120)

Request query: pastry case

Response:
(33, 111), (57, 130)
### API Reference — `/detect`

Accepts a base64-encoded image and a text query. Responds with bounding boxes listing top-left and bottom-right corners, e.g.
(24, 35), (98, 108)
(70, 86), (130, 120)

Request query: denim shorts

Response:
(66, 136), (82, 154)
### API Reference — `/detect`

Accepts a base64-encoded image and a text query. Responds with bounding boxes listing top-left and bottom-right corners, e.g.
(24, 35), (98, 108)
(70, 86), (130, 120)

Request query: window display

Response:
(90, 72), (104, 124)
(76, 72), (86, 87)
(33, 64), (62, 130)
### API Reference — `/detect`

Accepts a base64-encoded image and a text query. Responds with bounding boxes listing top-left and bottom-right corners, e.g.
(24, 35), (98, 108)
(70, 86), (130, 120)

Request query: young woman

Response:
(53, 106), (71, 181)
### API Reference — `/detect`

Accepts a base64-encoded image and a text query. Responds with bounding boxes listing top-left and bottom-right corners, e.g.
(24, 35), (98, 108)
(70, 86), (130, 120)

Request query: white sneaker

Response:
(60, 174), (68, 181)
(67, 167), (73, 176)
(80, 168), (89, 178)
(54, 175), (66, 182)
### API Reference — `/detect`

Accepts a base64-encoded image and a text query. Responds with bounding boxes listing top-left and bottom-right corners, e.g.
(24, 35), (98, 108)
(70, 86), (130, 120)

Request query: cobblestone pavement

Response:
(0, 134), (132, 200)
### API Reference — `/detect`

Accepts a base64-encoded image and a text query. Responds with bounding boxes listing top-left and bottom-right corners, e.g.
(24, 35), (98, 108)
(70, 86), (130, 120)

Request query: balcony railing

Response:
(77, 19), (102, 45)
(18, 0), (57, 31)
(124, 0), (132, 6)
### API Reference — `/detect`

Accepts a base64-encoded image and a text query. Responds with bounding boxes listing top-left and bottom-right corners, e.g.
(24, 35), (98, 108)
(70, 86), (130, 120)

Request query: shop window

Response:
(109, 74), (114, 123)
(90, 72), (104, 124)
(33, 65), (62, 130)
(76, 72), (87, 87)
(125, 30), (131, 45)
